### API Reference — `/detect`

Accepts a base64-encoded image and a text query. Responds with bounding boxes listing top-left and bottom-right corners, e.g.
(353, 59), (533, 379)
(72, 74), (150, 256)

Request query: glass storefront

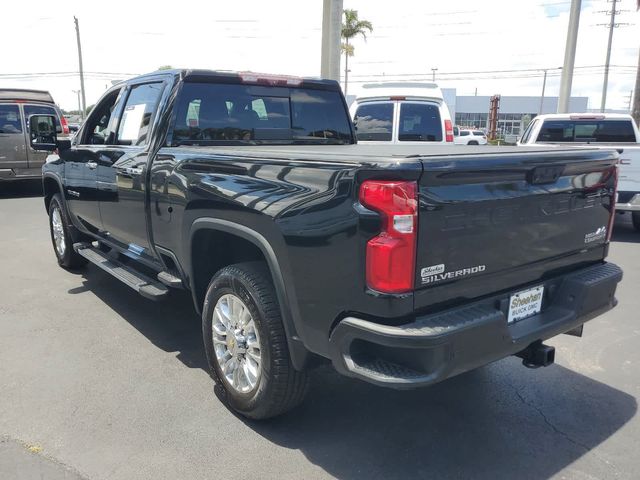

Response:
(456, 112), (537, 135)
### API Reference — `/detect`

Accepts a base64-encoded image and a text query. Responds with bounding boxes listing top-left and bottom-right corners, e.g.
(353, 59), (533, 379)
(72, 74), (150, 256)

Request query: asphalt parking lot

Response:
(1, 181), (639, 480)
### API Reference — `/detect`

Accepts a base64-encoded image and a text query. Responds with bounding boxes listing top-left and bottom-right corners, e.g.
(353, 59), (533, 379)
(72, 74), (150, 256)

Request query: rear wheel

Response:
(202, 262), (309, 419)
(468, 140), (479, 145)
(632, 212), (640, 232)
(48, 194), (87, 269)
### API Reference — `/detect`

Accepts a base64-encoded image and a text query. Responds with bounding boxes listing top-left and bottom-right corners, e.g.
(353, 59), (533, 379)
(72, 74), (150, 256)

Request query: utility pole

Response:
(558, 0), (581, 113)
(74, 16), (87, 118)
(320, 0), (343, 82)
(630, 0), (640, 127)
(431, 68), (438, 82)
(539, 70), (548, 115)
(600, 0), (618, 112)
(633, 47), (640, 126)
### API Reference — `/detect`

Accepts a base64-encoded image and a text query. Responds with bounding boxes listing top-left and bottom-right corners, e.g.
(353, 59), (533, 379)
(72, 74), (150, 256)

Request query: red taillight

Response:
(60, 115), (70, 135)
(606, 165), (618, 242)
(444, 119), (454, 142)
(359, 180), (418, 293)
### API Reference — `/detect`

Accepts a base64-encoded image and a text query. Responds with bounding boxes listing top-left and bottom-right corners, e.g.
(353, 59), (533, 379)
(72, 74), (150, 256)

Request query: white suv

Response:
(349, 82), (454, 145)
(454, 128), (487, 145)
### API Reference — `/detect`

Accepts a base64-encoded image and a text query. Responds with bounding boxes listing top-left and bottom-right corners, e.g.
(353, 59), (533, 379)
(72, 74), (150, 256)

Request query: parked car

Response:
(0, 89), (69, 181)
(454, 128), (487, 145)
(518, 113), (640, 230)
(349, 82), (454, 145)
(33, 69), (622, 419)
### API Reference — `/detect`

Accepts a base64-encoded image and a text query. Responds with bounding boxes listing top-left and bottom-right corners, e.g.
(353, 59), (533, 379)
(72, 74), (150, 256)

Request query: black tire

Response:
(632, 212), (640, 232)
(468, 140), (479, 145)
(202, 262), (309, 419)
(48, 194), (88, 269)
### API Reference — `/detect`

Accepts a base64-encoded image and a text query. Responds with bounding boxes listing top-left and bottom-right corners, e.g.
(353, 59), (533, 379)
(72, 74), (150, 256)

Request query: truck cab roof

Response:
(130, 69), (341, 91)
(534, 113), (636, 122)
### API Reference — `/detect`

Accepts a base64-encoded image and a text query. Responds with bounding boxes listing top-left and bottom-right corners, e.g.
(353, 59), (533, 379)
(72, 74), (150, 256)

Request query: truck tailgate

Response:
(617, 146), (640, 194)
(414, 148), (617, 311)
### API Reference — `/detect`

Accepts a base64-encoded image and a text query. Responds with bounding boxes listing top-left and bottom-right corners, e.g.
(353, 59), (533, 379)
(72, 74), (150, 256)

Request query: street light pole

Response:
(72, 90), (81, 119)
(74, 16), (87, 118)
(558, 0), (582, 113)
(431, 68), (438, 82)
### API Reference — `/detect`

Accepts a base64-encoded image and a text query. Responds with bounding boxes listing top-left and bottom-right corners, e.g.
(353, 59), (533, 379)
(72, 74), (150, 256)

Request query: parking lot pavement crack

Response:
(0, 435), (90, 480)
(505, 382), (622, 478)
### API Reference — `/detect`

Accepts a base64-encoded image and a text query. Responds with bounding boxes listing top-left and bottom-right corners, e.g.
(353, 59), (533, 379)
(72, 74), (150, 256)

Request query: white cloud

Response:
(0, 0), (637, 111)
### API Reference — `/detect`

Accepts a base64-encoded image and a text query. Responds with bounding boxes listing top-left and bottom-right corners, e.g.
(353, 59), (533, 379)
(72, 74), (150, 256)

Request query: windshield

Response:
(172, 82), (353, 145)
(538, 119), (637, 143)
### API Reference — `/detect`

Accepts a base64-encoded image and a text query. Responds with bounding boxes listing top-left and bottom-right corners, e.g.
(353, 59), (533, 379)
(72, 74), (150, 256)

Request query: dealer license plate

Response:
(507, 285), (544, 324)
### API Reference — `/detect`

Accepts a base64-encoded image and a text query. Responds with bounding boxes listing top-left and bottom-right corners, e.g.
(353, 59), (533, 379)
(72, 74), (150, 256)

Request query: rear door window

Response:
(354, 103), (394, 141)
(538, 119), (637, 143)
(398, 103), (442, 142)
(117, 82), (164, 146)
(0, 104), (22, 133)
(472, 131), (485, 136)
(24, 104), (61, 133)
(459, 130), (470, 137)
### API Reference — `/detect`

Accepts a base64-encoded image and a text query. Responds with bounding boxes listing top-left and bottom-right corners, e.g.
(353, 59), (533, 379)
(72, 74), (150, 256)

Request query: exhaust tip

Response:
(516, 341), (555, 369)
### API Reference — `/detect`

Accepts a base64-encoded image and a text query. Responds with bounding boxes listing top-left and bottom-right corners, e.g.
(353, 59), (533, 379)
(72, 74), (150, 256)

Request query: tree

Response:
(341, 9), (372, 96)
(158, 65), (173, 71)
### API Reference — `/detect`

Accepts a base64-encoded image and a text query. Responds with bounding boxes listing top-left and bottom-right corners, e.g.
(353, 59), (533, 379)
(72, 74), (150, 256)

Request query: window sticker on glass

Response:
(119, 104), (146, 141)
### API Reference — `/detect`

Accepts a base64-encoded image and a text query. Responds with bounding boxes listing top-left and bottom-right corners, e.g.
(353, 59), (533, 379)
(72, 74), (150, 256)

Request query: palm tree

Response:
(341, 9), (373, 96)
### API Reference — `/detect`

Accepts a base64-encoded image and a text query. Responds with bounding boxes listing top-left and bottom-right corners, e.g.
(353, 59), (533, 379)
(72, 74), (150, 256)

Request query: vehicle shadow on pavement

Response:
(71, 256), (636, 480)
(0, 180), (43, 198)
(246, 364), (637, 480)
(70, 268), (207, 370)
(612, 214), (639, 244)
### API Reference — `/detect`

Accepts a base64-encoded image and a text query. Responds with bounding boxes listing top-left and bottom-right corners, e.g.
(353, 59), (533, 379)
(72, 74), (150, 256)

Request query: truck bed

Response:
(170, 144), (600, 163)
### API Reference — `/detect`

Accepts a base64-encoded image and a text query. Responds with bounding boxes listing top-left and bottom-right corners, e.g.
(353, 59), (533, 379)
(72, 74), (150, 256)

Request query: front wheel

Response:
(202, 262), (309, 419)
(48, 194), (87, 269)
(632, 212), (640, 232)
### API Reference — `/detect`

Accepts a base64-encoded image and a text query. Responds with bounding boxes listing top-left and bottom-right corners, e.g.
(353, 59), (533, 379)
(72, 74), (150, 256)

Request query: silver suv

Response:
(0, 89), (69, 181)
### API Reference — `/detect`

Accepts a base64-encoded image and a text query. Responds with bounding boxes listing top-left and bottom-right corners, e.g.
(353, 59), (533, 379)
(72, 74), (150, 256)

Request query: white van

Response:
(349, 82), (454, 145)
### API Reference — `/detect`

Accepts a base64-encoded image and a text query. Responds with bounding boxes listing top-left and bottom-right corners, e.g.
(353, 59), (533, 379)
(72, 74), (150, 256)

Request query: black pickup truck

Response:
(31, 69), (622, 419)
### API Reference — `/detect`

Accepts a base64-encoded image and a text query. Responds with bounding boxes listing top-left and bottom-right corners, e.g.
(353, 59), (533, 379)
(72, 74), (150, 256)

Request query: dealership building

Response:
(442, 89), (589, 135)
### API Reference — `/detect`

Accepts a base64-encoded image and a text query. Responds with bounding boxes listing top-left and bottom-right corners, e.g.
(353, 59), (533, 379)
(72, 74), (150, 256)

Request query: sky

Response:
(1, 0), (638, 112)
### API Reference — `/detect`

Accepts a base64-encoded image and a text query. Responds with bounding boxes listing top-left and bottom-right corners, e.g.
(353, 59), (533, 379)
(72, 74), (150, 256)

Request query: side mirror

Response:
(29, 114), (58, 151)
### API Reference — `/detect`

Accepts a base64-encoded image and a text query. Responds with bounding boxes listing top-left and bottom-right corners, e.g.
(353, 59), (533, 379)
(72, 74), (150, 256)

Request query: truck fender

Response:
(188, 218), (310, 370)
(42, 172), (65, 210)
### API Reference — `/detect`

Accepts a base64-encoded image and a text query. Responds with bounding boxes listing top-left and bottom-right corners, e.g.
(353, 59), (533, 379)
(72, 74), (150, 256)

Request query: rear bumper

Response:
(616, 191), (640, 211)
(328, 262), (622, 389)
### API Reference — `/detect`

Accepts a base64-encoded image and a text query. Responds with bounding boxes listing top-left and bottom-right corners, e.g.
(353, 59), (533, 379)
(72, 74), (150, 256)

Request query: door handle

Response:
(87, 161), (98, 169)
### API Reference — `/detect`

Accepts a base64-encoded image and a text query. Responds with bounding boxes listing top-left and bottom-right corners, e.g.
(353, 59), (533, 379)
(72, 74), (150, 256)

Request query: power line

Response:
(346, 65), (636, 79)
